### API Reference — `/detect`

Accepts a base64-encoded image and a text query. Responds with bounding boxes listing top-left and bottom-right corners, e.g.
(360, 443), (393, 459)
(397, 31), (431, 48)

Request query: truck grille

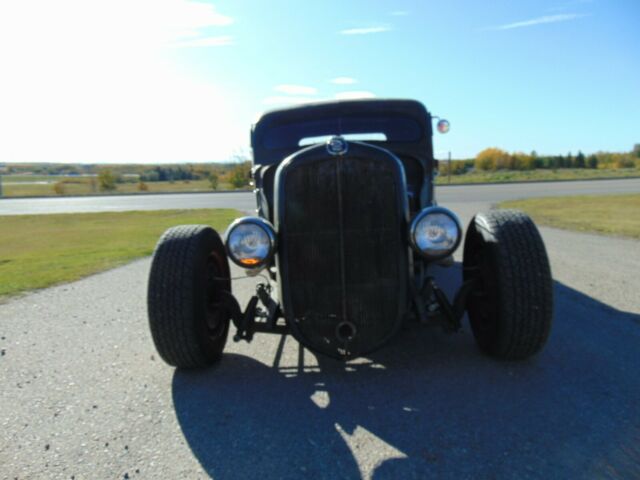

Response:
(277, 146), (408, 358)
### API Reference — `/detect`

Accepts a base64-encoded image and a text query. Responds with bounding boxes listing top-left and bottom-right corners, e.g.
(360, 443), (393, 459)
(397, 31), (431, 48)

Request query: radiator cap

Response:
(326, 135), (348, 156)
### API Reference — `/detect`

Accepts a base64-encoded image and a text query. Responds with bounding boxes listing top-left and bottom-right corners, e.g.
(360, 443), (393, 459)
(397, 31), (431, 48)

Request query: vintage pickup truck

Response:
(147, 99), (553, 367)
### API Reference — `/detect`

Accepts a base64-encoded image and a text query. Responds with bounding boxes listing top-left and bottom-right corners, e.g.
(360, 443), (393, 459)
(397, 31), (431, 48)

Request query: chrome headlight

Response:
(225, 217), (276, 269)
(409, 207), (462, 260)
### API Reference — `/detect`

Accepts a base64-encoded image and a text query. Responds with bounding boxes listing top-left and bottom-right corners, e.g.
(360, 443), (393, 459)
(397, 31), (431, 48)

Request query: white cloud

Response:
(334, 91), (376, 100)
(330, 77), (357, 85)
(493, 13), (588, 30)
(274, 84), (318, 95)
(158, 1), (233, 46)
(171, 35), (234, 47)
(391, 11), (409, 16)
(0, 1), (244, 163)
(340, 26), (391, 35)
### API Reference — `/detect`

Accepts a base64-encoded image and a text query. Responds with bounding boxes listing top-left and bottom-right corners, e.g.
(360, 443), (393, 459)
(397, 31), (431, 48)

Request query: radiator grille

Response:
(279, 151), (407, 357)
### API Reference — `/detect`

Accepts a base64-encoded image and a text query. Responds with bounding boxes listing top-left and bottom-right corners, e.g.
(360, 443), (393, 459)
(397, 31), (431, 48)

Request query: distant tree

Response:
(209, 171), (219, 190)
(475, 148), (510, 171)
(175, 167), (188, 181)
(230, 163), (251, 188)
(521, 154), (536, 170)
(98, 169), (117, 191)
(587, 154), (598, 169)
(566, 152), (573, 168)
(141, 171), (160, 182)
(510, 152), (534, 170)
(552, 156), (560, 168)
(633, 144), (640, 158)
(154, 167), (169, 182)
(53, 181), (66, 195)
(536, 156), (546, 169)
(227, 149), (253, 188)
(448, 160), (467, 174)
(575, 151), (586, 169)
(529, 150), (541, 169)
(597, 152), (615, 169)
(615, 155), (635, 169)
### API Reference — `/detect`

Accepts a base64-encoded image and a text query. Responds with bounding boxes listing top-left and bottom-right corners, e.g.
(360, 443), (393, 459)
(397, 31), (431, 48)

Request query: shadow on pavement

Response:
(172, 264), (640, 479)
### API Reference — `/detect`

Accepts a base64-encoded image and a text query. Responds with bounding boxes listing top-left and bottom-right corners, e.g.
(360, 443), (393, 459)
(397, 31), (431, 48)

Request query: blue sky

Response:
(0, 0), (638, 163)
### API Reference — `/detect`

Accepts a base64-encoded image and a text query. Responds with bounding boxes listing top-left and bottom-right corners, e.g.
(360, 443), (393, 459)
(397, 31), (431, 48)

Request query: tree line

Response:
(440, 145), (640, 175)
(3, 160), (253, 189)
(4, 144), (639, 188)
(94, 162), (252, 192)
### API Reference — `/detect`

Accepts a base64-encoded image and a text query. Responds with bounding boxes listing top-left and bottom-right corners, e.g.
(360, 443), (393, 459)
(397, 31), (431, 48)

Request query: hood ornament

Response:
(326, 135), (348, 156)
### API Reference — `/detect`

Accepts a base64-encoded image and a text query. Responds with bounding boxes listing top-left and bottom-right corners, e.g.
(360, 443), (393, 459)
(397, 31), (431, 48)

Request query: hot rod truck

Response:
(147, 99), (553, 367)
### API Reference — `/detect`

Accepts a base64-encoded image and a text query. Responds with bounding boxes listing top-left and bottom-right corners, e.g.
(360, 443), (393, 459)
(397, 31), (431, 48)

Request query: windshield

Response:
(259, 115), (423, 150)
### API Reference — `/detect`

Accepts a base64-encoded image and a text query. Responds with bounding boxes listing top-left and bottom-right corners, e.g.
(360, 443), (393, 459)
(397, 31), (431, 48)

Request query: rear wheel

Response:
(147, 225), (231, 368)
(463, 210), (553, 360)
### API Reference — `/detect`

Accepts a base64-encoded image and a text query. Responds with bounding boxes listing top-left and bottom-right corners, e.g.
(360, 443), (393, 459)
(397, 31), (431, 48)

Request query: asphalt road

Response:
(1, 181), (640, 479)
(1, 177), (639, 216)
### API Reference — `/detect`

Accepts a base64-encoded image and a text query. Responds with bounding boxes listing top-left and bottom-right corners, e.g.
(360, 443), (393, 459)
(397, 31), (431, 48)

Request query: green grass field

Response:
(1, 178), (237, 197)
(0, 209), (239, 300)
(500, 193), (640, 239)
(3, 175), (67, 182)
(434, 168), (639, 185)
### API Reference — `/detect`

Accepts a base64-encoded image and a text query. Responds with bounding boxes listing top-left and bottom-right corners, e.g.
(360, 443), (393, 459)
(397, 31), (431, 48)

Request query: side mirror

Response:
(437, 119), (450, 134)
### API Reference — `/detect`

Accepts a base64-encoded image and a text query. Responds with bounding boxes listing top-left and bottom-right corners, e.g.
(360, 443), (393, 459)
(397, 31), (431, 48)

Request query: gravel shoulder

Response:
(537, 226), (640, 315)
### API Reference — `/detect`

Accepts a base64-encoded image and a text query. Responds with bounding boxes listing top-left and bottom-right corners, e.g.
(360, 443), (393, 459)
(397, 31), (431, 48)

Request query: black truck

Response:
(147, 99), (553, 366)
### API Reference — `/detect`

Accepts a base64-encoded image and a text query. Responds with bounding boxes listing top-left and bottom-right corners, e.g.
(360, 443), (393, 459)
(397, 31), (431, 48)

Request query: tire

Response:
(147, 225), (232, 368)
(463, 210), (553, 360)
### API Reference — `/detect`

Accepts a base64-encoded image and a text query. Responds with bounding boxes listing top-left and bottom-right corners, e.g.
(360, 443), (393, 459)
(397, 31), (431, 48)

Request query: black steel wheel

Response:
(147, 225), (232, 368)
(463, 210), (553, 360)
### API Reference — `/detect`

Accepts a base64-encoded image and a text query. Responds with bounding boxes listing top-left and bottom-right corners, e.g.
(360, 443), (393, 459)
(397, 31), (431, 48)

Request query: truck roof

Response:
(251, 98), (433, 165)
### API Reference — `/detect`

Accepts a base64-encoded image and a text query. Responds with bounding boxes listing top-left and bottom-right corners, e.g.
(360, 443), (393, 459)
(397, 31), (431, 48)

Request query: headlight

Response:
(225, 217), (276, 269)
(409, 207), (462, 260)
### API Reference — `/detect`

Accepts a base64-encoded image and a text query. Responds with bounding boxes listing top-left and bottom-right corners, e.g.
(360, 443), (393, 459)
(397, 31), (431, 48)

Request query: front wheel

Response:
(463, 210), (553, 360)
(147, 225), (232, 368)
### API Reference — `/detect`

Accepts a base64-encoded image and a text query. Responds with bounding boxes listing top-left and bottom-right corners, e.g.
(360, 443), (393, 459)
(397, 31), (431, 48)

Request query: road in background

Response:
(1, 178), (639, 215)
(0, 191), (256, 216)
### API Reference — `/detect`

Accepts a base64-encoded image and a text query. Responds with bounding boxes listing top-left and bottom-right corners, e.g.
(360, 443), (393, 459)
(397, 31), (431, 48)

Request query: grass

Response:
(0, 209), (240, 299)
(500, 193), (640, 239)
(3, 174), (72, 183)
(1, 178), (238, 197)
(435, 168), (639, 185)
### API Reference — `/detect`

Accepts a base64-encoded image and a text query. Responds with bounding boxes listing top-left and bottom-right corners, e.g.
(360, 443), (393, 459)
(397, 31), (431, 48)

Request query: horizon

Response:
(0, 0), (638, 164)
(1, 147), (636, 166)
(0, 145), (633, 169)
